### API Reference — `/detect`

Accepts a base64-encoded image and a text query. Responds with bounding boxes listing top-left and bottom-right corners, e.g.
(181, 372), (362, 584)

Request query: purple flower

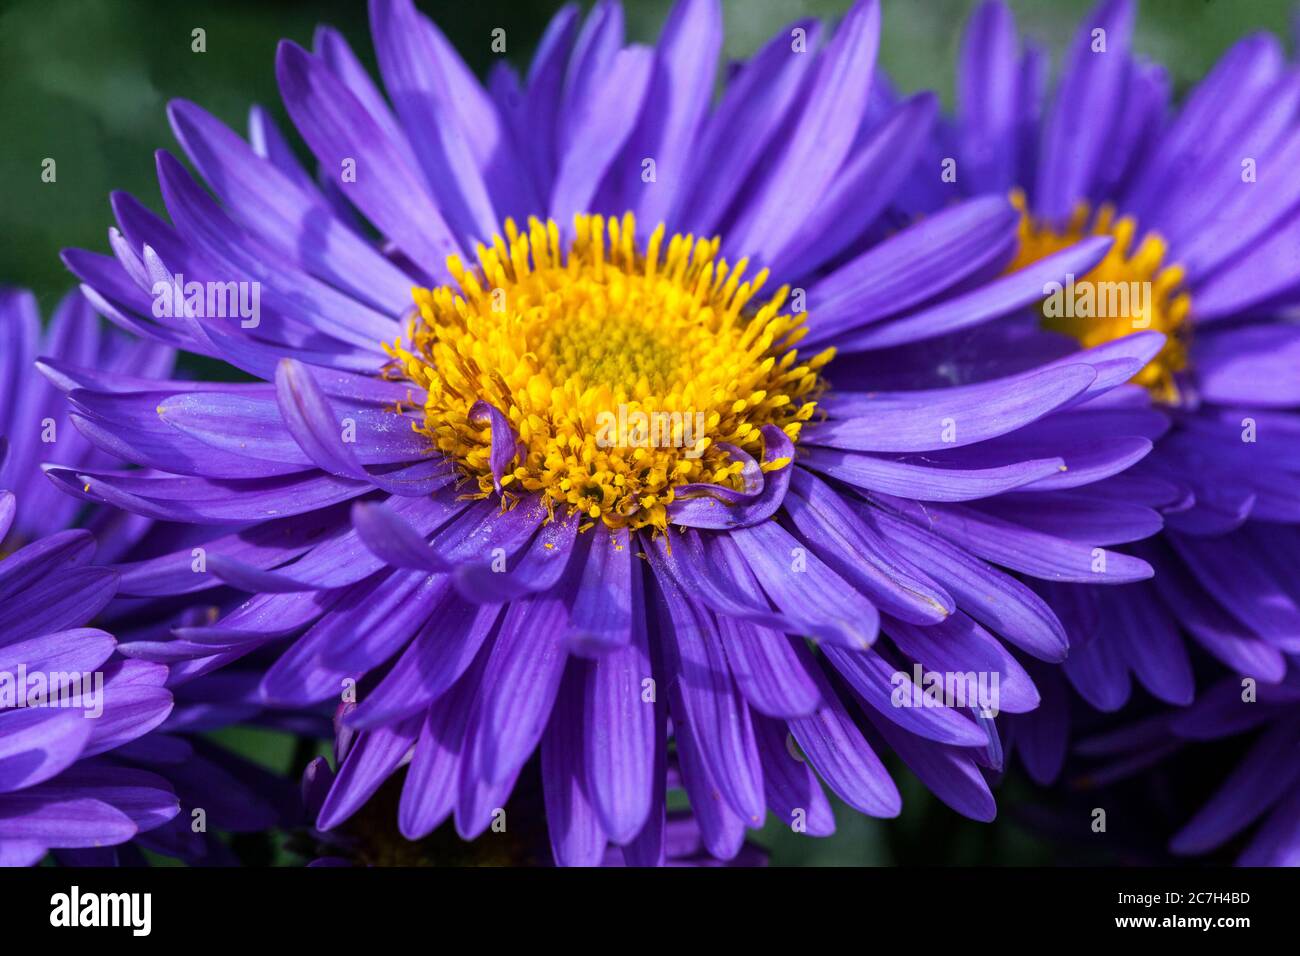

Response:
(1, 288), (300, 866)
(0, 487), (178, 866)
(55, 0), (1167, 865)
(909, 0), (1300, 853)
(0, 288), (179, 865)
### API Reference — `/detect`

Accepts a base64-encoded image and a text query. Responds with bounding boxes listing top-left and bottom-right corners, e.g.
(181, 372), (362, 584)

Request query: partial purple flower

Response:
(0, 486), (177, 866)
(893, 0), (1300, 795)
(2, 287), (303, 866)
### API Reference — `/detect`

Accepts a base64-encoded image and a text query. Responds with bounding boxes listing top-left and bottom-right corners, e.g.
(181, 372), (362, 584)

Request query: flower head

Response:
(911, 0), (1300, 800)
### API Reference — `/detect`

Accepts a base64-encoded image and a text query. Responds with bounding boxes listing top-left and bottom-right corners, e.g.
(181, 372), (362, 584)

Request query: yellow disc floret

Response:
(1009, 189), (1192, 403)
(384, 213), (833, 532)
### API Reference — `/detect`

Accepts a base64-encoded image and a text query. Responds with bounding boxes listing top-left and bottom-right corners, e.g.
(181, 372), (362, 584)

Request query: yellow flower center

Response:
(1008, 190), (1192, 403)
(385, 213), (832, 532)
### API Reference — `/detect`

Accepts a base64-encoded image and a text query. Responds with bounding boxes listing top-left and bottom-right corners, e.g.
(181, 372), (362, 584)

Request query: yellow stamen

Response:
(1009, 189), (1191, 403)
(384, 213), (832, 532)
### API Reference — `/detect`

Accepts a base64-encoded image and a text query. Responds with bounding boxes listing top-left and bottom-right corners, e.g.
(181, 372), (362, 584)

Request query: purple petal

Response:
(787, 667), (901, 818)
(866, 507), (1068, 661)
(582, 568), (655, 844)
(466, 593), (570, 784)
(276, 40), (460, 277)
(0, 709), (94, 794)
(784, 469), (954, 625)
(1034, 0), (1135, 222)
(655, 583), (765, 826)
(550, 47), (654, 223)
(752, 713), (835, 836)
(666, 425), (792, 529)
(317, 716), (422, 830)
(398, 661), (481, 840)
(807, 364), (1096, 452)
(0, 793), (136, 848)
(716, 620), (821, 719)
(369, 0), (498, 242)
(726, 0), (881, 263)
(542, 665), (607, 866)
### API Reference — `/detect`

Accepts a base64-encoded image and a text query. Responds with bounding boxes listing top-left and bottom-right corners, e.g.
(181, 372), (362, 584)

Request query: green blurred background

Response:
(1, 0), (1292, 864)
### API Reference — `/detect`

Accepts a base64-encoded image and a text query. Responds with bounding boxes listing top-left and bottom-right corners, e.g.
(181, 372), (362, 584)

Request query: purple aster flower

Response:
(0, 288), (180, 865)
(0, 485), (178, 866)
(54, 0), (1168, 866)
(2, 287), (305, 866)
(900, 0), (1300, 839)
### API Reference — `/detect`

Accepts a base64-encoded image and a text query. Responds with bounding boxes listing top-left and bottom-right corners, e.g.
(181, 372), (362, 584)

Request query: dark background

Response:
(1, 0), (1290, 864)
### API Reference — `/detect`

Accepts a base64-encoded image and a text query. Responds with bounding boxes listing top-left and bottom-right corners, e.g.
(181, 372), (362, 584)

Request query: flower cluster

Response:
(1, 0), (1296, 867)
